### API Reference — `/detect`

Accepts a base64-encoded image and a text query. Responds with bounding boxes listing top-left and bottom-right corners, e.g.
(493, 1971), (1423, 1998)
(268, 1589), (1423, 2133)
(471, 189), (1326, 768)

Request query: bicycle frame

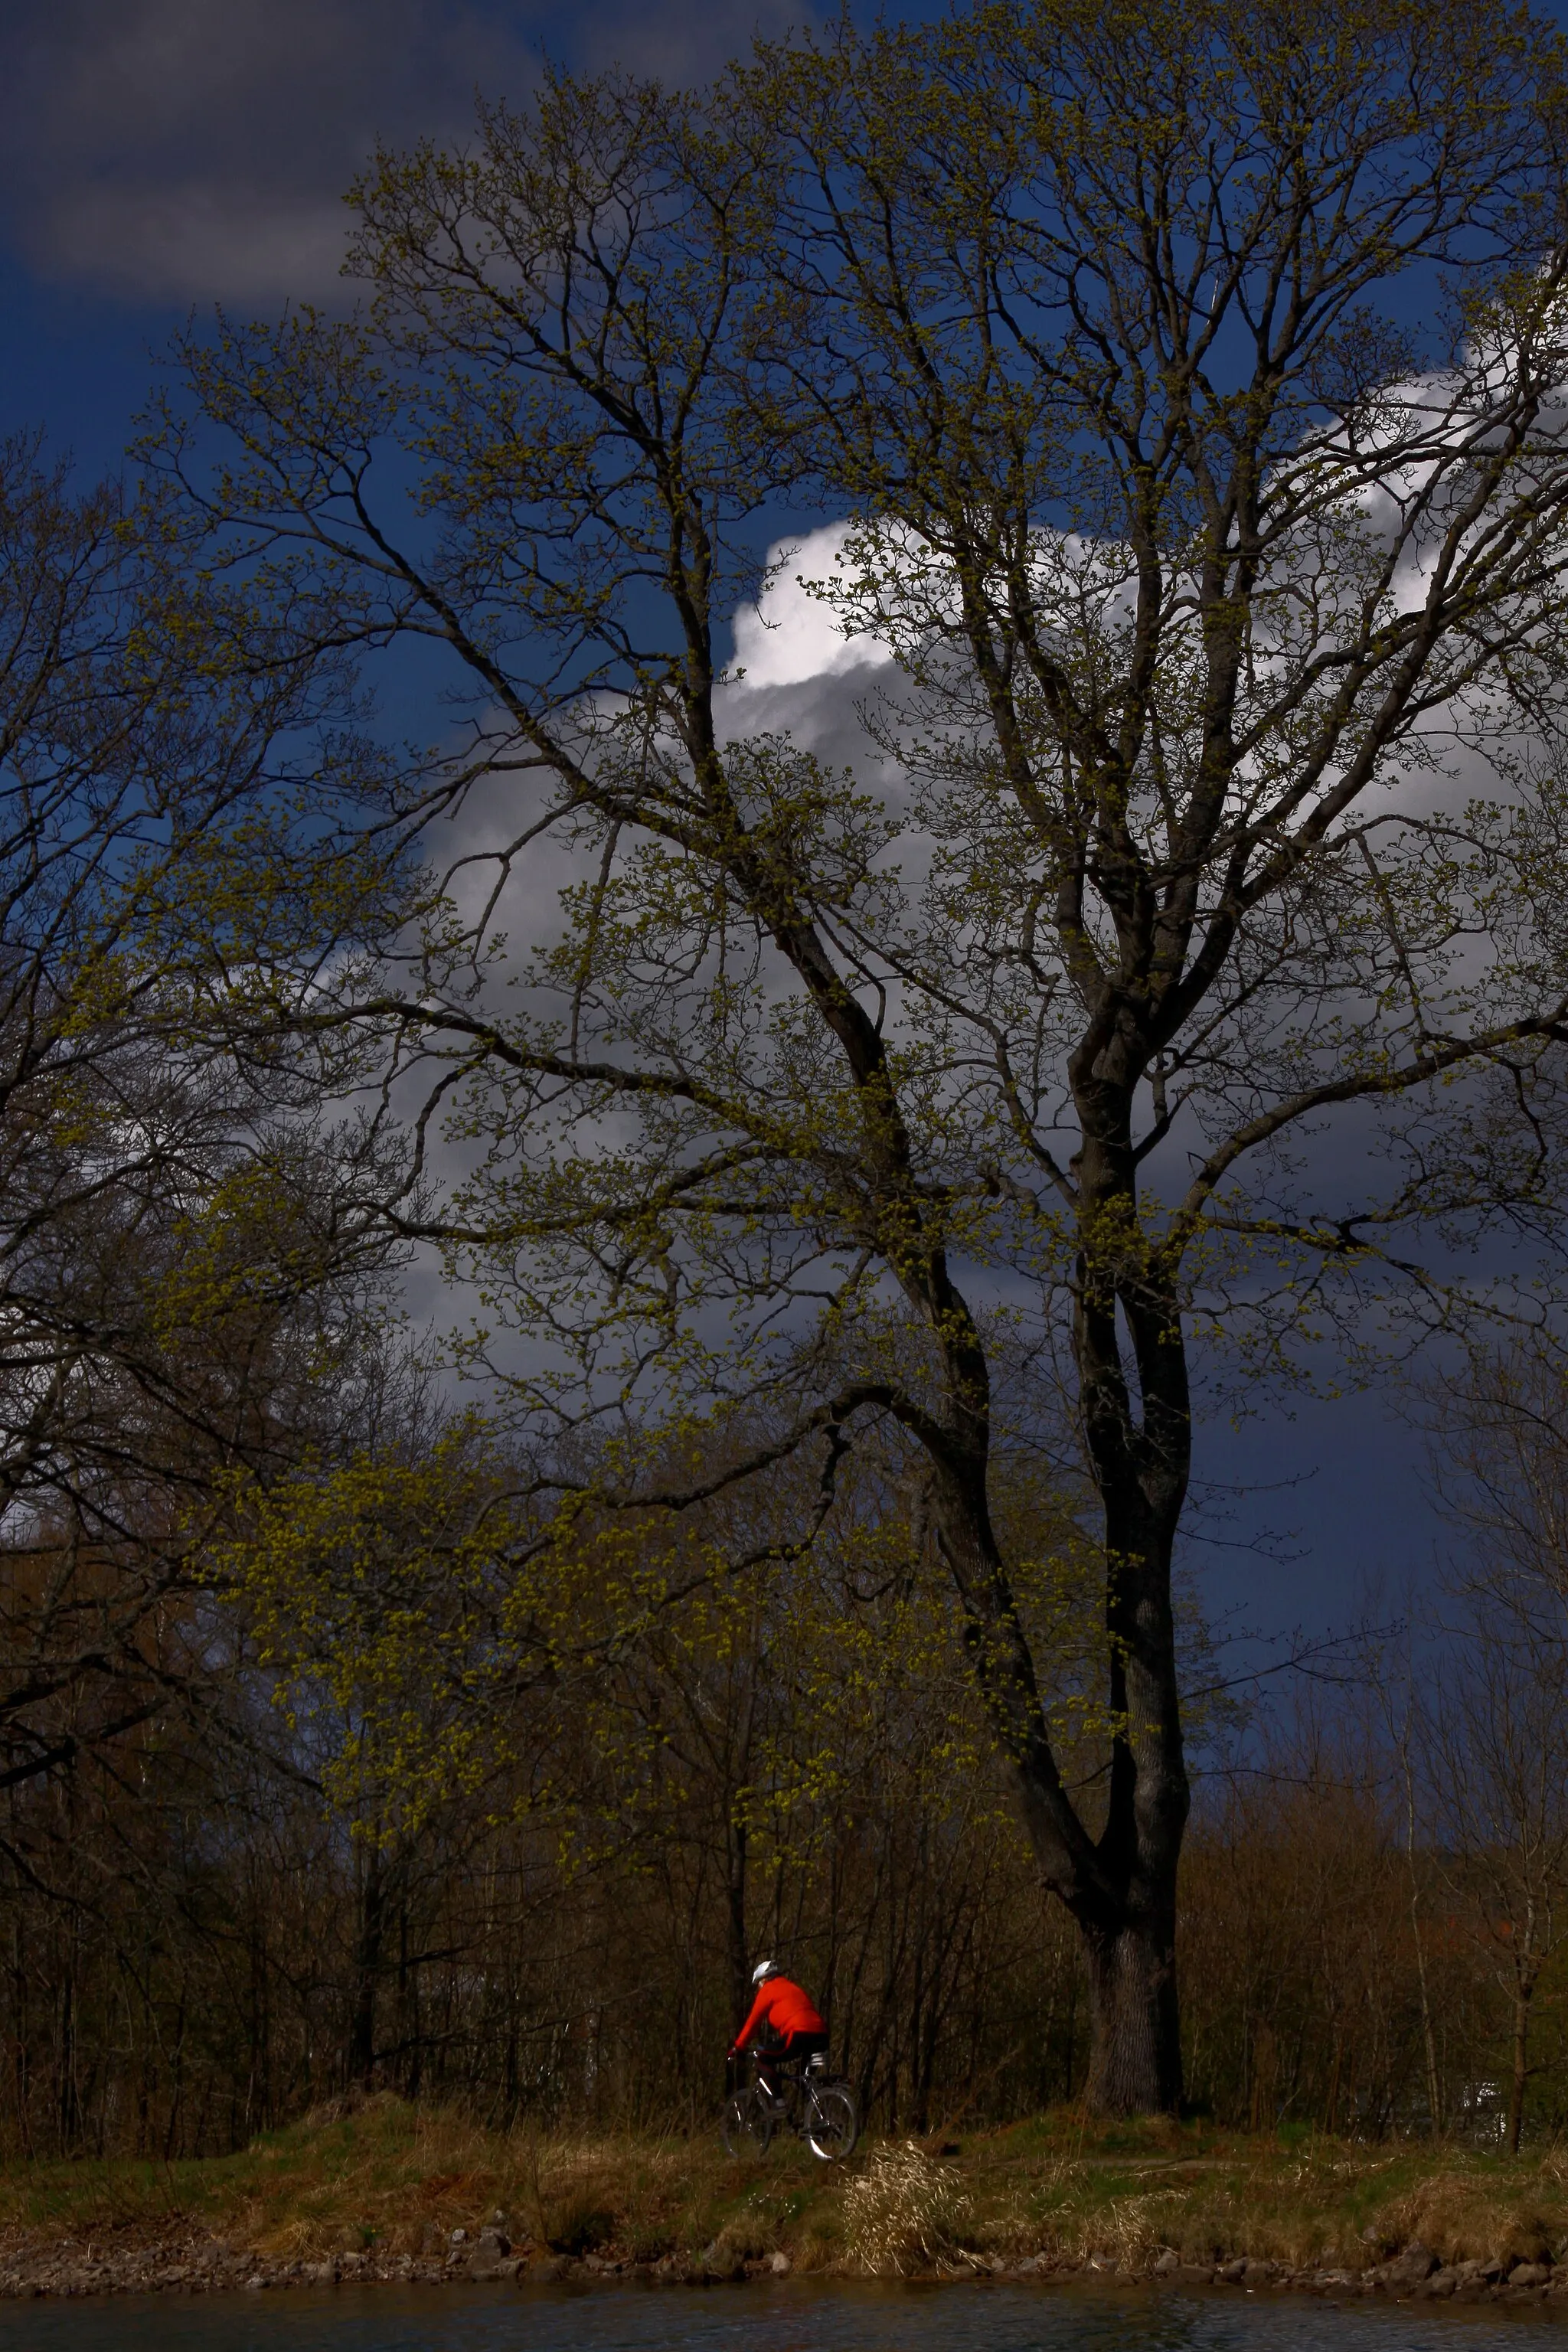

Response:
(723, 2050), (858, 2162)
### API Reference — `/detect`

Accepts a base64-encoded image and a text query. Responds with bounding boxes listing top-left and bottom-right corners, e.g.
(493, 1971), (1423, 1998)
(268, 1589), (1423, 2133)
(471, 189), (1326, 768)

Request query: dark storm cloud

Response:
(0, 0), (809, 305)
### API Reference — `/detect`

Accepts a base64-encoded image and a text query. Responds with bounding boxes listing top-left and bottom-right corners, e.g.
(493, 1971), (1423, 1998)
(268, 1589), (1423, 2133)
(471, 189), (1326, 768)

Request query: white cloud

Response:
(731, 526), (899, 688)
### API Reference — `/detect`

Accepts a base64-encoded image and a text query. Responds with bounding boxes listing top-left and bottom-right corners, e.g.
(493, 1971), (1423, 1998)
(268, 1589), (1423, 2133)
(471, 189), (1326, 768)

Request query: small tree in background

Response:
(1424, 1345), (1568, 2148)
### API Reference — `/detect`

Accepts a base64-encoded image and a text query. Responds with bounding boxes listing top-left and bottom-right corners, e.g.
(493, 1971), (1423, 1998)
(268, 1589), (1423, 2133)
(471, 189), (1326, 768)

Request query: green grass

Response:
(0, 2096), (1563, 2276)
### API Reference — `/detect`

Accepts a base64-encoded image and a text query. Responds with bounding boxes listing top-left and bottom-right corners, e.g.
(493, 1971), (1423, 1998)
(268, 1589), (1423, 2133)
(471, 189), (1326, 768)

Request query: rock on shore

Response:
(2, 2228), (1568, 2301)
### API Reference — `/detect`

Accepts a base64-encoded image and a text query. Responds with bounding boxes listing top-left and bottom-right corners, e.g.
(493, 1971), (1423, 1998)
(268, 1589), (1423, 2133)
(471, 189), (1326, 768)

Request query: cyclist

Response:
(732, 1958), (827, 2099)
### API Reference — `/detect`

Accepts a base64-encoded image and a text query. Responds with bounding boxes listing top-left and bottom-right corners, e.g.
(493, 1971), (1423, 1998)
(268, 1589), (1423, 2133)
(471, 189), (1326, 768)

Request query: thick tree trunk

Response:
(910, 1094), (1191, 2117)
(1067, 1129), (1192, 2115)
(928, 1439), (1188, 2116)
(1082, 1911), (1182, 2115)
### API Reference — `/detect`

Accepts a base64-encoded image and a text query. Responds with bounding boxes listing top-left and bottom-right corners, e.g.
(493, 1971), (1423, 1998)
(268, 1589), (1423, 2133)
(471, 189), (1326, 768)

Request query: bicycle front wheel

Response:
(722, 2087), (774, 2158)
(805, 2082), (858, 2161)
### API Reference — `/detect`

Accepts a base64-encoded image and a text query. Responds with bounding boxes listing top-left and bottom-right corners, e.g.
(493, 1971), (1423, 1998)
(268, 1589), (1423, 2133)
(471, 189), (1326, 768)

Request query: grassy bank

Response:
(2, 2095), (1567, 2289)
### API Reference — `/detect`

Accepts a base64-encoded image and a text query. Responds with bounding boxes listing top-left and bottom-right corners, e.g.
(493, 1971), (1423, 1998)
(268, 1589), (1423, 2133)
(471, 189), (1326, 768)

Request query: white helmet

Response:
(751, 1958), (780, 1986)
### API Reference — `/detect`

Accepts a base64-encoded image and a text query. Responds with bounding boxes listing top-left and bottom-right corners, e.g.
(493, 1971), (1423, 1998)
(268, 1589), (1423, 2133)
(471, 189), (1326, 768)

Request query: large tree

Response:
(165, 0), (1568, 2110)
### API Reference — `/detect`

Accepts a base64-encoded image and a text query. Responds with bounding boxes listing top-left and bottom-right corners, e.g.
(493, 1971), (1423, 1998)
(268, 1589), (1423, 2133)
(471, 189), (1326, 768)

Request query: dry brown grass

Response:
(841, 2142), (981, 2274)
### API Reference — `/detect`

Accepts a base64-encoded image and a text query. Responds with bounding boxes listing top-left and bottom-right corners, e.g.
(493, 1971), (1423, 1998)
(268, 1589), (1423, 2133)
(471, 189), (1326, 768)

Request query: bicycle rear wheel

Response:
(722, 2087), (774, 2158)
(805, 2081), (858, 2161)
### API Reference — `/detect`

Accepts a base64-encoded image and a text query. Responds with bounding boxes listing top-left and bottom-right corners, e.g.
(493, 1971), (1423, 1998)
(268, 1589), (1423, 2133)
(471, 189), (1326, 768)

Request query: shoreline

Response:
(3, 2096), (1566, 2308)
(2, 2233), (1566, 2307)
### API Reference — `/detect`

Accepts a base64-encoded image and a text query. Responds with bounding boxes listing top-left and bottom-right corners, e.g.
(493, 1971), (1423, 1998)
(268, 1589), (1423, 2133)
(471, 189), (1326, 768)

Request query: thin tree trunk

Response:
(1508, 1971), (1532, 2155)
(348, 1844), (384, 2089)
(1402, 1745), (1442, 2133)
(1324, 2034), (1343, 2138)
(725, 1812), (750, 2030)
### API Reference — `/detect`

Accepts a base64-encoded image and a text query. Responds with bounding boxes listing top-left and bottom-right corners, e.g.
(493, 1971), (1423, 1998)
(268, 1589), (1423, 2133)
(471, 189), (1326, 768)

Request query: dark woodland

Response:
(7, 0), (1568, 2154)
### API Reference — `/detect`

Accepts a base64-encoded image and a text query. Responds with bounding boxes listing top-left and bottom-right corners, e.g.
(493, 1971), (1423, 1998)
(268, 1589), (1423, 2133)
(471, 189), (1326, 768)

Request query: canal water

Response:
(0, 2282), (1559, 2351)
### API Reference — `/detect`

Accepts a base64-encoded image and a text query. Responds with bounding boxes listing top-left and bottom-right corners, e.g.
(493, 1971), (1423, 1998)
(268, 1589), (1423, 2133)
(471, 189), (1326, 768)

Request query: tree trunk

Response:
(1403, 1761), (1442, 2133)
(1508, 1973), (1532, 2155)
(912, 1095), (1191, 2118)
(929, 1438), (1188, 2116)
(1067, 1132), (1193, 2116)
(1083, 1912), (1182, 2115)
(348, 1844), (384, 2089)
(726, 1812), (750, 2028)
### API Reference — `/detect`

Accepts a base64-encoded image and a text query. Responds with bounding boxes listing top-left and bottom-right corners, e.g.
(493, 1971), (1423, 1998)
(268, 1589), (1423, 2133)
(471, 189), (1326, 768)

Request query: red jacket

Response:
(733, 1975), (825, 2052)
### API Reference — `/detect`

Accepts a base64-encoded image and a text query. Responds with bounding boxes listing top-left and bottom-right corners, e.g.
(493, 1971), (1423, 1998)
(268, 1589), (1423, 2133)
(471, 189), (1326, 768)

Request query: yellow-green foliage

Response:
(214, 1405), (1116, 1870)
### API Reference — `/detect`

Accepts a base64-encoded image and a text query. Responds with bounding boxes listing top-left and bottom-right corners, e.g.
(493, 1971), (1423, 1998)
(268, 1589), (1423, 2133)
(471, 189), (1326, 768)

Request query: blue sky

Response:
(2, 0), (1559, 1656)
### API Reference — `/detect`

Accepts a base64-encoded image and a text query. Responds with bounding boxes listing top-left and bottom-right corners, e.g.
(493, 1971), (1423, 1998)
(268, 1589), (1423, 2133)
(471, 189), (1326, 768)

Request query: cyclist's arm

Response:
(732, 1984), (770, 2051)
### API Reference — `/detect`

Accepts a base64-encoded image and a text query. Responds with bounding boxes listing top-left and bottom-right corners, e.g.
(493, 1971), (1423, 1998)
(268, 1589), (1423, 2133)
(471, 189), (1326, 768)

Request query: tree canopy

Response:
(157, 0), (1568, 2112)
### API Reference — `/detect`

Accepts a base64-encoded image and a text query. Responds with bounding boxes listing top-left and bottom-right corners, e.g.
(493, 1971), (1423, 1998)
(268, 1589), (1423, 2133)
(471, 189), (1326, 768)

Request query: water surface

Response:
(0, 2282), (1560, 2352)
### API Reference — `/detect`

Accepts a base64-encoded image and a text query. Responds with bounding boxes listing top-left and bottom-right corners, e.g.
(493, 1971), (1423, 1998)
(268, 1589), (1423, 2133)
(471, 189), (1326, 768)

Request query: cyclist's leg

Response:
(776, 2030), (826, 2123)
(752, 2030), (788, 2102)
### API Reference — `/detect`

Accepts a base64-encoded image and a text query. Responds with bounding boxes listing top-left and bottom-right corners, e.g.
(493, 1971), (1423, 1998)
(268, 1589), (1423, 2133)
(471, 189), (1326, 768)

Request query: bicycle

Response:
(721, 2048), (859, 2162)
